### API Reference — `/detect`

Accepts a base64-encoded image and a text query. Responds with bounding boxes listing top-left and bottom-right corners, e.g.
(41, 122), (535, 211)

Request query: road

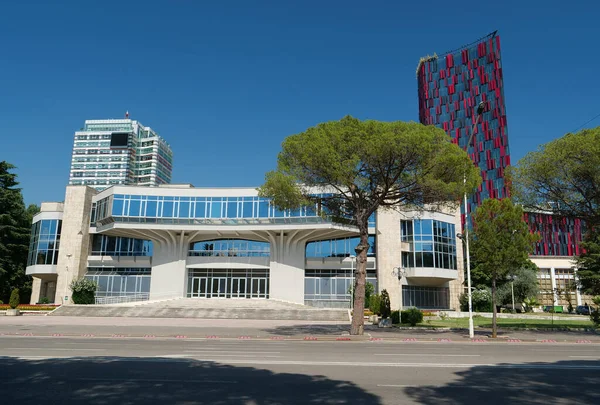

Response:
(2, 334), (600, 404)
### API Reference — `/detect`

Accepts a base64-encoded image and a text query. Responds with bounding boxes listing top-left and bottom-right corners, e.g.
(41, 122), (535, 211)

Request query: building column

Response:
(375, 209), (402, 310)
(268, 231), (306, 304)
(550, 267), (558, 306)
(149, 232), (191, 300)
(574, 268), (583, 306)
(30, 277), (42, 305)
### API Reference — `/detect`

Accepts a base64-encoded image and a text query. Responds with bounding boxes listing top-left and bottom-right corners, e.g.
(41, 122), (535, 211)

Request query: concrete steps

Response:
(49, 305), (349, 321)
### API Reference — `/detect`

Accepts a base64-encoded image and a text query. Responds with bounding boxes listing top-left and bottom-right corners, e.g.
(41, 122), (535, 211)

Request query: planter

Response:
(6, 309), (20, 316)
(369, 315), (380, 324)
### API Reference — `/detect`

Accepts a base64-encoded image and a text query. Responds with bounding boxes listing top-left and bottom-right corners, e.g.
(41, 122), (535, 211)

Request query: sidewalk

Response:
(0, 316), (598, 343)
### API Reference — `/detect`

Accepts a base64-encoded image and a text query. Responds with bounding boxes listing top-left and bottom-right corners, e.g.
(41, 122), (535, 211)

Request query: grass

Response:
(415, 317), (595, 329)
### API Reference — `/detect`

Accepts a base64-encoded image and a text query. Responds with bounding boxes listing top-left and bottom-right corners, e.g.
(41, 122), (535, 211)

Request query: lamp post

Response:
(462, 101), (486, 339)
(392, 266), (406, 311)
(509, 274), (517, 314)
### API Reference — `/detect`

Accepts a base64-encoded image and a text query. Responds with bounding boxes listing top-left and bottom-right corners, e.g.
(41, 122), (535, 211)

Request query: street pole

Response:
(463, 101), (485, 339)
(511, 280), (515, 314)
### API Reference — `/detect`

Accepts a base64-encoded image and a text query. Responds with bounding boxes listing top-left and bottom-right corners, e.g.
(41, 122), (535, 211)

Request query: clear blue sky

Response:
(2, 0), (599, 205)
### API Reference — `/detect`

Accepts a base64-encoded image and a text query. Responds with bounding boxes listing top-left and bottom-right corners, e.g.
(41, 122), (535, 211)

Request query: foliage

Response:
(591, 296), (600, 327)
(0, 304), (59, 311)
(348, 281), (375, 304)
(9, 288), (19, 309)
(401, 308), (424, 326)
(39, 296), (50, 304)
(391, 310), (400, 324)
(470, 198), (538, 337)
(459, 288), (492, 312)
(511, 127), (600, 228)
(380, 289), (391, 319)
(258, 116), (480, 335)
(69, 278), (98, 305)
(368, 294), (381, 315)
(0, 162), (36, 303)
(576, 229), (600, 295)
(496, 263), (540, 306)
(523, 297), (540, 313)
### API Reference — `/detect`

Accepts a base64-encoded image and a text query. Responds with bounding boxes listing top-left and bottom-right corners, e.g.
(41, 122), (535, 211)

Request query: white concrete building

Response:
(26, 184), (465, 310)
(69, 117), (173, 190)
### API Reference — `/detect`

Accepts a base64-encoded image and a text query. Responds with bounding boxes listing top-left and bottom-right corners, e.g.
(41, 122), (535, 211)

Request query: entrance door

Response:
(211, 277), (228, 298)
(250, 278), (268, 299)
(191, 277), (208, 298)
(230, 278), (247, 299)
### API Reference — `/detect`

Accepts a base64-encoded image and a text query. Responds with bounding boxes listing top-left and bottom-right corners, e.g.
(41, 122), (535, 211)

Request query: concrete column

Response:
(54, 186), (96, 304)
(269, 232), (305, 304)
(574, 268), (582, 305)
(550, 267), (557, 306)
(30, 277), (42, 305)
(150, 242), (188, 300)
(375, 209), (402, 310)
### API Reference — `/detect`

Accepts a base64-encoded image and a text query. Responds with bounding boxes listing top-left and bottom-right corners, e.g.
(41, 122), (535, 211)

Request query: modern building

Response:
(69, 116), (173, 190)
(417, 32), (589, 310)
(417, 31), (510, 227)
(26, 184), (465, 311)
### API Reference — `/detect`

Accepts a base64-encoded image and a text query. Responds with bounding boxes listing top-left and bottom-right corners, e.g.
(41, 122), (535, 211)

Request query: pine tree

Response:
(0, 162), (32, 302)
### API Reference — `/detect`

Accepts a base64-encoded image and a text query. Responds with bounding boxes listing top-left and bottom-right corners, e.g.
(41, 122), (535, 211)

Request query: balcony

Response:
(25, 265), (57, 276)
(404, 267), (458, 281)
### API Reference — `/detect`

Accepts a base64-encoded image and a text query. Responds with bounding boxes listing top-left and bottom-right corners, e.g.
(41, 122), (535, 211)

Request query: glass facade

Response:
(417, 32), (510, 227)
(401, 219), (457, 270)
(189, 239), (270, 257)
(85, 268), (151, 297)
(187, 268), (269, 299)
(402, 285), (450, 309)
(91, 235), (153, 256)
(525, 212), (585, 256)
(304, 269), (377, 305)
(305, 236), (376, 258)
(27, 219), (62, 266)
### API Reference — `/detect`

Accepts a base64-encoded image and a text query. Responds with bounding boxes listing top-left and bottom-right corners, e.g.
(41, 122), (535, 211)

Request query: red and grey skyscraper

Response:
(416, 32), (585, 257)
(417, 31), (510, 227)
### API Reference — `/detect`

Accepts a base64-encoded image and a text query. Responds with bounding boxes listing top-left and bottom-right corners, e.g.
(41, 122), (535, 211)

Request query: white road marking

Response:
(569, 355), (600, 358)
(374, 354), (480, 357)
(2, 348), (106, 351)
(76, 377), (238, 384)
(184, 350), (281, 354)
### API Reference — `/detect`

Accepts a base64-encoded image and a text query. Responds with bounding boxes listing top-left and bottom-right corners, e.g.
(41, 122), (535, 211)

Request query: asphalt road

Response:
(2, 335), (600, 404)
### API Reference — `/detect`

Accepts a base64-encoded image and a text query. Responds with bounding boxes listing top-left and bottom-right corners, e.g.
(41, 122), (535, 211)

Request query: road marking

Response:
(2, 348), (106, 351)
(187, 354), (283, 358)
(374, 354), (480, 357)
(569, 355), (600, 358)
(184, 350), (281, 354)
(377, 384), (490, 389)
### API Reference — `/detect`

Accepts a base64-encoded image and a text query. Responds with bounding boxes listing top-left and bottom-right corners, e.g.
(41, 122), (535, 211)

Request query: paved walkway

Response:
(1, 316), (598, 343)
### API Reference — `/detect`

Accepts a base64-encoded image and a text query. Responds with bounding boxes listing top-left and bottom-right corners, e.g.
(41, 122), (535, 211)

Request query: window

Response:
(400, 219), (457, 269)
(305, 236), (376, 258)
(27, 219), (62, 266)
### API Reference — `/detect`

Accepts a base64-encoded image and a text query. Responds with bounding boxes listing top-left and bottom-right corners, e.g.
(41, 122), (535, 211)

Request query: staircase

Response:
(49, 300), (349, 321)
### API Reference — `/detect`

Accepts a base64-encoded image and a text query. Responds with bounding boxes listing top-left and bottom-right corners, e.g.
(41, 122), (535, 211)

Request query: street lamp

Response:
(462, 101), (486, 339)
(392, 266), (406, 311)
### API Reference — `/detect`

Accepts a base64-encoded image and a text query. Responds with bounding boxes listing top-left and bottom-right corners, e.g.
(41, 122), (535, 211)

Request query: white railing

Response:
(95, 293), (149, 305)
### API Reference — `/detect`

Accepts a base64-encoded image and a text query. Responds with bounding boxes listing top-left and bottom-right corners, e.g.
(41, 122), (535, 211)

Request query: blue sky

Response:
(1, 0), (599, 205)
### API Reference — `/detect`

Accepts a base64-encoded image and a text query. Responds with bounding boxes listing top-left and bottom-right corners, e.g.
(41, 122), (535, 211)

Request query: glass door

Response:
(191, 277), (208, 298)
(211, 277), (228, 298)
(230, 277), (247, 299)
(250, 278), (268, 299)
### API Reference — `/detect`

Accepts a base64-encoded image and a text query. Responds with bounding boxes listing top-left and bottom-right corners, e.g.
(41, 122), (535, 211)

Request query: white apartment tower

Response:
(69, 114), (173, 190)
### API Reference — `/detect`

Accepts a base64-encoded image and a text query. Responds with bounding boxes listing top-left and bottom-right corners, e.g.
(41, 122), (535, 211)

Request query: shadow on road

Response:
(404, 360), (600, 405)
(0, 356), (382, 405)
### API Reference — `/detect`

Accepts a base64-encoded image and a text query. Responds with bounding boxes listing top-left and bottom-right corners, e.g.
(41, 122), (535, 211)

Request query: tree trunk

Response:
(350, 224), (370, 335)
(491, 276), (497, 338)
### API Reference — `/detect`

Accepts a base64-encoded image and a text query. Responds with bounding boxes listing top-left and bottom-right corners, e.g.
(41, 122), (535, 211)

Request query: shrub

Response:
(70, 278), (98, 305)
(380, 289), (391, 319)
(401, 308), (423, 326)
(369, 294), (381, 315)
(391, 310), (400, 324)
(39, 297), (50, 304)
(9, 289), (20, 309)
(459, 288), (492, 312)
(0, 300), (3, 305)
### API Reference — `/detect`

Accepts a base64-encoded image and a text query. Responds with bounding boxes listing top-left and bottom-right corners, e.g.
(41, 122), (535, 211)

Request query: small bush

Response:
(439, 311), (448, 320)
(380, 289), (391, 319)
(70, 278), (98, 305)
(401, 308), (423, 326)
(391, 310), (400, 324)
(0, 300), (3, 305)
(369, 294), (381, 315)
(39, 297), (50, 304)
(591, 310), (600, 327)
(9, 289), (20, 309)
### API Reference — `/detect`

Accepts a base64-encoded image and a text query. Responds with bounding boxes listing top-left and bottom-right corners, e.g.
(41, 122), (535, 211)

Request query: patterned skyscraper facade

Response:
(525, 212), (585, 257)
(417, 32), (510, 226)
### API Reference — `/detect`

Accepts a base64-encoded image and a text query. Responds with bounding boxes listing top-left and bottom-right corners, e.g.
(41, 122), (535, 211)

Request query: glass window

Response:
(179, 202), (190, 218)
(194, 201), (206, 218)
(146, 201), (157, 217)
(112, 198), (124, 216)
(211, 201), (222, 218)
(129, 199), (141, 217)
(227, 201), (238, 218)
(163, 201), (174, 218)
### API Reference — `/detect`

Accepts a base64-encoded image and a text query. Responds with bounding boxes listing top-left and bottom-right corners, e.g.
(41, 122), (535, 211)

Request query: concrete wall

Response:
(150, 243), (188, 299)
(54, 186), (96, 304)
(375, 208), (403, 310)
(269, 240), (305, 304)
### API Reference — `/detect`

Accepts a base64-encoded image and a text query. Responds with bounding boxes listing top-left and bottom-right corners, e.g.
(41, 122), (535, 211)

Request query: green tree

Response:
(259, 116), (480, 335)
(0, 162), (32, 303)
(496, 262), (540, 308)
(470, 198), (538, 338)
(575, 229), (600, 295)
(511, 128), (600, 227)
